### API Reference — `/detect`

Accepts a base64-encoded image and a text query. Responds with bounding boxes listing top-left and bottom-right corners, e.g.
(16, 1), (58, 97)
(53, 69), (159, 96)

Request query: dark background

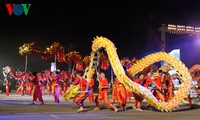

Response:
(1, 0), (200, 75)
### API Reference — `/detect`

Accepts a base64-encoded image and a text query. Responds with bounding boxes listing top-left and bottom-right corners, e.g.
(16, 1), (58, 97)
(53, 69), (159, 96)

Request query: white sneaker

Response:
(132, 106), (137, 110)
(77, 107), (84, 113)
(136, 108), (143, 111)
(114, 108), (118, 112)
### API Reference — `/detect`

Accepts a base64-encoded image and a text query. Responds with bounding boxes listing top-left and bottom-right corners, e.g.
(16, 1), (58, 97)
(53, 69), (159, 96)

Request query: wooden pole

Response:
(25, 54), (28, 72)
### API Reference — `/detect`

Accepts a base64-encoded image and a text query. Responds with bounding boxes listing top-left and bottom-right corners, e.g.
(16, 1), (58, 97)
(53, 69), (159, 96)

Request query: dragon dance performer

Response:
(114, 77), (127, 111)
(39, 81), (45, 95)
(164, 72), (173, 101)
(72, 73), (90, 113)
(20, 79), (26, 95)
(143, 72), (153, 88)
(111, 77), (119, 102)
(93, 72), (118, 112)
(132, 73), (145, 111)
(29, 71), (44, 105)
(59, 83), (63, 95)
(26, 81), (33, 95)
(4, 80), (10, 96)
(15, 80), (21, 95)
(142, 72), (153, 108)
(3, 70), (10, 96)
(87, 68), (95, 103)
(47, 79), (52, 95)
(126, 89), (131, 102)
(52, 70), (60, 104)
(152, 70), (165, 102)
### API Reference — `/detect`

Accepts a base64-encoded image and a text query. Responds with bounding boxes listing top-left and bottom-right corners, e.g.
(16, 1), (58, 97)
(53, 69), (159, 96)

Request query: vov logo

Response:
(5, 4), (31, 16)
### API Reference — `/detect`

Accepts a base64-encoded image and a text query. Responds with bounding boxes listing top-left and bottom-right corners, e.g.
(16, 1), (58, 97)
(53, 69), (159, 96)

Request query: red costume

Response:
(126, 89), (131, 102)
(132, 77), (144, 109)
(73, 77), (89, 108)
(112, 79), (119, 102)
(16, 81), (21, 95)
(115, 79), (127, 110)
(30, 75), (44, 104)
(52, 74), (60, 104)
(47, 80), (52, 95)
(94, 75), (118, 112)
(5, 81), (9, 96)
(20, 80), (25, 95)
(39, 81), (44, 95)
(185, 95), (192, 107)
(88, 78), (95, 102)
(153, 75), (165, 101)
(143, 76), (152, 87)
(165, 76), (173, 101)
(59, 83), (63, 95)
(63, 81), (68, 93)
(26, 82), (33, 95)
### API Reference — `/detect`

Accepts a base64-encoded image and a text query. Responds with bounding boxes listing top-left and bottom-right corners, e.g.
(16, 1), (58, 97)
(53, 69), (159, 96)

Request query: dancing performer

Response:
(3, 71), (10, 96)
(15, 80), (21, 95)
(47, 79), (52, 95)
(152, 70), (165, 102)
(132, 73), (145, 111)
(114, 77), (127, 111)
(59, 82), (63, 95)
(72, 73), (90, 112)
(142, 72), (153, 108)
(52, 70), (60, 104)
(20, 79), (25, 95)
(26, 81), (33, 95)
(143, 72), (152, 88)
(88, 68), (95, 103)
(111, 77), (119, 102)
(126, 89), (131, 102)
(5, 80), (10, 96)
(164, 72), (173, 101)
(29, 71), (44, 105)
(93, 72), (118, 112)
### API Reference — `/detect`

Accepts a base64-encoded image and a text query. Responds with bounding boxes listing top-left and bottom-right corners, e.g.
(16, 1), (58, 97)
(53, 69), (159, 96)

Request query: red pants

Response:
(16, 87), (21, 94)
(20, 86), (25, 95)
(95, 90), (116, 109)
(33, 85), (43, 102)
(154, 89), (165, 101)
(132, 92), (143, 108)
(126, 89), (131, 101)
(165, 86), (173, 101)
(53, 85), (60, 103)
(27, 85), (33, 95)
(116, 84), (126, 107)
(60, 85), (63, 95)
(6, 85), (9, 96)
(112, 86), (117, 101)
(88, 87), (94, 102)
(73, 92), (89, 107)
(185, 95), (192, 107)
(47, 85), (52, 95)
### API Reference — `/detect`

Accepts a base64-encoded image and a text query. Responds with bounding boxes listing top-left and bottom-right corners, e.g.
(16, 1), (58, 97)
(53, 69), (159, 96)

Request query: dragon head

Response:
(2, 66), (11, 73)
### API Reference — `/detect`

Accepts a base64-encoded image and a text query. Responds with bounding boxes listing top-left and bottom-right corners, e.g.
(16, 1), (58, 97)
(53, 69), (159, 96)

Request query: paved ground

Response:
(0, 92), (200, 120)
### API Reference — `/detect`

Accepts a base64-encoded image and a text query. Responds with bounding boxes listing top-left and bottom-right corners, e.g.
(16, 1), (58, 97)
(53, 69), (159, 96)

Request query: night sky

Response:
(1, 0), (200, 75)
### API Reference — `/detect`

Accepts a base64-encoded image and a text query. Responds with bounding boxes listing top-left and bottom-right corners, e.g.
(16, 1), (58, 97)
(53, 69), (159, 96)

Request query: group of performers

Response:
(111, 69), (195, 111)
(2, 65), (199, 113)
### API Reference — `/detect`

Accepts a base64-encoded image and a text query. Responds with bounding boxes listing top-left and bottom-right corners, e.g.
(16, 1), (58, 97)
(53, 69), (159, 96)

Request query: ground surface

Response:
(0, 92), (200, 120)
